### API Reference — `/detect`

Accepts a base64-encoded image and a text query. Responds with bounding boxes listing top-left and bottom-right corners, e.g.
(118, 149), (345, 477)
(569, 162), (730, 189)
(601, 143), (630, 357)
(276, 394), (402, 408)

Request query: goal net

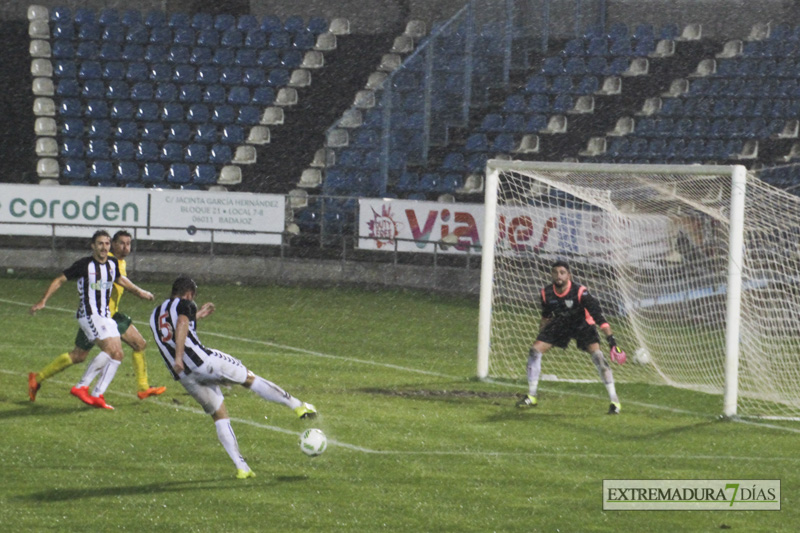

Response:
(478, 161), (800, 420)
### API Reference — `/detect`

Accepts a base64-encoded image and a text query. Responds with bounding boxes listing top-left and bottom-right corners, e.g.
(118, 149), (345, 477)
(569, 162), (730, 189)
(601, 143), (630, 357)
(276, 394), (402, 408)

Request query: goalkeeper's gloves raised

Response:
(607, 335), (626, 364)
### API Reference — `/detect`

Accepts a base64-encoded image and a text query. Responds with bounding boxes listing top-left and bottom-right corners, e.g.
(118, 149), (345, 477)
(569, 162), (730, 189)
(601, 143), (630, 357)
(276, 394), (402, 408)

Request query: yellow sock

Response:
(132, 351), (149, 391)
(37, 353), (74, 383)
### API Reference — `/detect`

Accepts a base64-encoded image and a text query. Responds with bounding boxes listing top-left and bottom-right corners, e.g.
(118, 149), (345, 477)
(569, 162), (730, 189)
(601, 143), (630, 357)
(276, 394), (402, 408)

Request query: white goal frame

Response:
(477, 160), (747, 418)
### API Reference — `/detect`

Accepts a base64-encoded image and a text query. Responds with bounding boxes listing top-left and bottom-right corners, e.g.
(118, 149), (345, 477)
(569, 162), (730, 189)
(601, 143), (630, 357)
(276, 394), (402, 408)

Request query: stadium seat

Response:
(88, 120), (110, 139)
(196, 65), (220, 85)
(209, 144), (233, 164)
(212, 48), (234, 65)
(212, 105), (235, 124)
(79, 61), (102, 80)
(261, 15), (283, 33)
(136, 140), (159, 161)
(90, 160), (114, 181)
(131, 81), (154, 101)
(244, 30), (267, 49)
(215, 14), (236, 32)
(187, 104), (210, 123)
(168, 13), (190, 28)
(194, 164), (217, 184)
(116, 161), (140, 181)
(221, 29), (243, 48)
(197, 28), (220, 47)
(269, 31), (291, 49)
(58, 98), (82, 117)
(236, 106), (260, 125)
(99, 42), (122, 61)
(180, 84), (203, 103)
(174, 28), (194, 46)
(145, 44), (167, 63)
(220, 67), (242, 85)
(86, 139), (110, 159)
(168, 123), (192, 142)
(161, 142), (184, 162)
(242, 68), (266, 87)
(115, 121), (138, 141)
(56, 79), (80, 98)
(141, 122), (164, 141)
(194, 124), (218, 144)
(78, 23), (101, 41)
(184, 143), (208, 163)
(257, 50), (281, 68)
(252, 87), (275, 105)
(85, 99), (108, 118)
(168, 45), (191, 64)
(221, 125), (245, 144)
(62, 159), (88, 180)
(112, 140), (136, 160)
(155, 82), (178, 101)
(61, 138), (84, 159)
(142, 162), (165, 182)
(136, 101), (159, 121)
(235, 49), (257, 67)
(190, 47), (213, 65)
(126, 25), (148, 44)
(172, 64), (196, 83)
(203, 85), (226, 104)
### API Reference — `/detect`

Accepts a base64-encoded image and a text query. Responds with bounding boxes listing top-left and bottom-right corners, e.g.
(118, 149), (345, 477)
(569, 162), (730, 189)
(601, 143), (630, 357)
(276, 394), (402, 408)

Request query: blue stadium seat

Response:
(338, 150), (361, 167)
(78, 23), (101, 41)
(441, 152), (464, 171)
(161, 142), (184, 162)
(281, 50), (303, 68)
(575, 75), (599, 94)
(293, 31), (316, 51)
(145, 44), (168, 63)
(562, 39), (584, 57)
(59, 98), (83, 118)
(61, 138), (84, 159)
(52, 40), (75, 59)
(221, 29), (243, 48)
(56, 79), (81, 97)
(142, 162), (165, 182)
(144, 11), (166, 28)
(197, 28), (220, 47)
(209, 144), (233, 164)
(125, 62), (148, 82)
(173, 64), (196, 84)
(194, 124), (218, 144)
(192, 12), (213, 30)
(550, 76), (574, 94)
(155, 82), (178, 101)
(196, 65), (220, 84)
(220, 67), (242, 85)
(62, 159), (88, 180)
(261, 15), (283, 33)
(257, 50), (281, 68)
(184, 143), (208, 163)
(252, 87), (275, 105)
(242, 68), (266, 87)
(169, 13), (190, 29)
(227, 86), (251, 105)
(98, 8), (119, 26)
(87, 119), (109, 139)
(161, 102), (185, 122)
(212, 105), (235, 124)
(130, 81), (154, 100)
(79, 61), (102, 80)
(480, 113), (504, 131)
(586, 57), (607, 75)
(540, 57), (565, 75)
(269, 31), (291, 49)
(464, 133), (488, 152)
(203, 85), (226, 104)
(126, 25), (148, 44)
(136, 101), (159, 121)
(168, 45), (191, 64)
(180, 84), (202, 103)
(492, 133), (515, 152)
(173, 28), (195, 46)
(136, 141), (159, 161)
(114, 161), (139, 182)
(237, 14), (259, 32)
(81, 80), (104, 100)
(85, 99), (108, 118)
(99, 42), (122, 61)
(74, 41), (98, 60)
(74, 7), (95, 25)
(307, 17), (328, 34)
(187, 104), (210, 123)
(553, 94), (574, 113)
(524, 75), (548, 93)
(221, 125), (245, 144)
(244, 30), (267, 49)
(167, 123), (191, 143)
(190, 47), (213, 65)
(52, 21), (75, 41)
(90, 160), (114, 181)
(235, 49), (258, 67)
(194, 164), (217, 184)
(86, 139), (110, 159)
(103, 62), (126, 81)
(149, 26), (171, 45)
(527, 94), (549, 113)
(212, 48), (235, 65)
(609, 36), (632, 56)
(215, 14), (236, 32)
(284, 15), (305, 34)
(112, 140), (136, 160)
(267, 69), (290, 87)
(142, 122), (165, 141)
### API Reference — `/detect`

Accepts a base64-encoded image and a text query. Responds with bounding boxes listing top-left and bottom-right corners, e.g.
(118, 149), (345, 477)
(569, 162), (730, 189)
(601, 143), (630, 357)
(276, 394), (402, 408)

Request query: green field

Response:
(1, 276), (797, 531)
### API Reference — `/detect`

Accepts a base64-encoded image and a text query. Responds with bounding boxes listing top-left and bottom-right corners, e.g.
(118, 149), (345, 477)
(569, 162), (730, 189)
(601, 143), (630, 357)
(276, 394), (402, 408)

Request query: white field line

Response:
(5, 298), (800, 441)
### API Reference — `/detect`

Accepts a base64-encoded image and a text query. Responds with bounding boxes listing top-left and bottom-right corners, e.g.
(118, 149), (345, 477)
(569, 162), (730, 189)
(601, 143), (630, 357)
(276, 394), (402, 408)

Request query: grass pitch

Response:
(0, 276), (797, 531)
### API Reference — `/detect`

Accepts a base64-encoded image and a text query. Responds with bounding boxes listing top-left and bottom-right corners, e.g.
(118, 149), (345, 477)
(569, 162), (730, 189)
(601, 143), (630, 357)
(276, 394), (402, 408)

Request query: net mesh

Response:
(485, 163), (800, 419)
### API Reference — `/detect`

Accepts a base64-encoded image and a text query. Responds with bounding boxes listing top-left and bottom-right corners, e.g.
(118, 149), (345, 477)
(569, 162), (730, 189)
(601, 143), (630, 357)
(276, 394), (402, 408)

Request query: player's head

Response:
(171, 276), (198, 299)
(111, 230), (132, 259)
(90, 230), (111, 262)
(550, 260), (571, 288)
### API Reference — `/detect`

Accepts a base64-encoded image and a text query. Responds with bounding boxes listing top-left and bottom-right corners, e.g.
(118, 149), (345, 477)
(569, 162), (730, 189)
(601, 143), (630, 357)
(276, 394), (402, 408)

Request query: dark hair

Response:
(112, 229), (132, 242)
(171, 276), (197, 297)
(552, 260), (570, 272)
(91, 230), (111, 244)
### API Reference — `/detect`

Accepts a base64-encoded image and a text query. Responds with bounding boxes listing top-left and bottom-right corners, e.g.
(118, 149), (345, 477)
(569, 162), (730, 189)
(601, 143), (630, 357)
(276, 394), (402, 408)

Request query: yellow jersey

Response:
(108, 251), (126, 316)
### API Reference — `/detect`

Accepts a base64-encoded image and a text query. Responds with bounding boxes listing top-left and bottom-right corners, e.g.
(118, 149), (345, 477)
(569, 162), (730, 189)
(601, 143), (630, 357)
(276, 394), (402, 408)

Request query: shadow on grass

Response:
(0, 403), (91, 419)
(17, 475), (309, 502)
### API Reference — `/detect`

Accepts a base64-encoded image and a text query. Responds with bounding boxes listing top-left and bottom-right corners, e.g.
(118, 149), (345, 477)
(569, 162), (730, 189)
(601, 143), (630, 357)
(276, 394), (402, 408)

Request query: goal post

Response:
(478, 160), (800, 420)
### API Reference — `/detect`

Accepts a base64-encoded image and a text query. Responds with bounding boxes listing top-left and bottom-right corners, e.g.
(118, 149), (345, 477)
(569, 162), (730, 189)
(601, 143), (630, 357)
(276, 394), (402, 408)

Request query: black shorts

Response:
(536, 321), (600, 351)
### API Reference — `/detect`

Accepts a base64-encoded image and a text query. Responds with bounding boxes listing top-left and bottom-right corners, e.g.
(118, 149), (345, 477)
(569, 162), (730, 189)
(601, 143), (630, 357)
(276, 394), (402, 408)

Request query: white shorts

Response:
(179, 349), (248, 415)
(77, 315), (119, 344)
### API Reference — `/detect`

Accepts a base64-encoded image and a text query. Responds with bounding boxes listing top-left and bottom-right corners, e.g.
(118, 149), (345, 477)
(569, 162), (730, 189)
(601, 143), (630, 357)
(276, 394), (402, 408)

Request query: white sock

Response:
(91, 358), (121, 397)
(249, 375), (301, 409)
(77, 351), (111, 388)
(591, 350), (619, 402)
(215, 418), (249, 470)
(526, 349), (542, 397)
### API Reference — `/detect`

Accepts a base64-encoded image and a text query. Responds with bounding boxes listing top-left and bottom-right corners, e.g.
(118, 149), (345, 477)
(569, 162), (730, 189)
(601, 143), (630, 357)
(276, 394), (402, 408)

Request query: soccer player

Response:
(516, 260), (627, 414)
(150, 276), (317, 479)
(28, 230), (154, 409)
(28, 230), (166, 402)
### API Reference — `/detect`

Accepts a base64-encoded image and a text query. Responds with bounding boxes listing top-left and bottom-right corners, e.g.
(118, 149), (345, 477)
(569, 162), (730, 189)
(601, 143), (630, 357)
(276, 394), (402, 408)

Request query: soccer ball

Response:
(299, 428), (327, 456)
(633, 347), (651, 365)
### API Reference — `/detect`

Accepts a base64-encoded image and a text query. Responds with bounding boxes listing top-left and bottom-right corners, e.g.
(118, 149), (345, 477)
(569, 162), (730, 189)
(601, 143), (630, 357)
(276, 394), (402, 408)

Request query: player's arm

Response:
(116, 276), (154, 301)
(29, 274), (67, 315)
(583, 292), (626, 363)
(196, 302), (215, 319)
(173, 314), (190, 375)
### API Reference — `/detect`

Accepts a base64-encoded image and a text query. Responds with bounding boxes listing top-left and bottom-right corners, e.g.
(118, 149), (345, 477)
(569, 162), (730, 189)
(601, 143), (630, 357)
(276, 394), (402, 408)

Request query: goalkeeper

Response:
(516, 260), (626, 414)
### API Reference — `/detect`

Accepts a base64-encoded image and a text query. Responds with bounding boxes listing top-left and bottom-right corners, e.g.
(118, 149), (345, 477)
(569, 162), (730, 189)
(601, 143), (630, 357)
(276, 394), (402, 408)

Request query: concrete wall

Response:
(0, 247), (481, 294)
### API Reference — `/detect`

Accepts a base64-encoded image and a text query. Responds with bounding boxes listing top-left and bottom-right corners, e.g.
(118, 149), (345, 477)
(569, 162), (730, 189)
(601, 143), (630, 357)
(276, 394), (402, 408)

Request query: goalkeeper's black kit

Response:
(536, 280), (609, 350)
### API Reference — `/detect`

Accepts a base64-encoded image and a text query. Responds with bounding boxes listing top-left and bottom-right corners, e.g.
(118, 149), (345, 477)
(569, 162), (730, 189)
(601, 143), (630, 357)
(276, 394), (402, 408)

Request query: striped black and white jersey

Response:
(150, 297), (212, 380)
(63, 256), (120, 319)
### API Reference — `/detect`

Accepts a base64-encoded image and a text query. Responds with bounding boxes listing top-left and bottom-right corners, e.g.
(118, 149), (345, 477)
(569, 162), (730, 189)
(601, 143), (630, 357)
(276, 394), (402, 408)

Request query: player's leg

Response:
(117, 315), (166, 399)
(28, 329), (93, 401)
(182, 374), (253, 478)
(87, 335), (124, 409)
(242, 370), (317, 418)
(517, 340), (552, 408)
(584, 340), (621, 414)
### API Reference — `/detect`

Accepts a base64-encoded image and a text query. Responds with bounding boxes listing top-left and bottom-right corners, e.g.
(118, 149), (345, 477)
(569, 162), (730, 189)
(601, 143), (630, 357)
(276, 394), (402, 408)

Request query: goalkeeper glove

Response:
(607, 335), (626, 364)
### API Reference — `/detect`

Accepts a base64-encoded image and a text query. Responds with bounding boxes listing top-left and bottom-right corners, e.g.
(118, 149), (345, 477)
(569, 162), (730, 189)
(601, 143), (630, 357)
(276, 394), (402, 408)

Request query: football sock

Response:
(37, 352), (74, 383)
(215, 418), (249, 471)
(591, 350), (619, 402)
(249, 375), (302, 410)
(526, 348), (543, 397)
(91, 358), (121, 397)
(131, 351), (149, 391)
(76, 351), (111, 388)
